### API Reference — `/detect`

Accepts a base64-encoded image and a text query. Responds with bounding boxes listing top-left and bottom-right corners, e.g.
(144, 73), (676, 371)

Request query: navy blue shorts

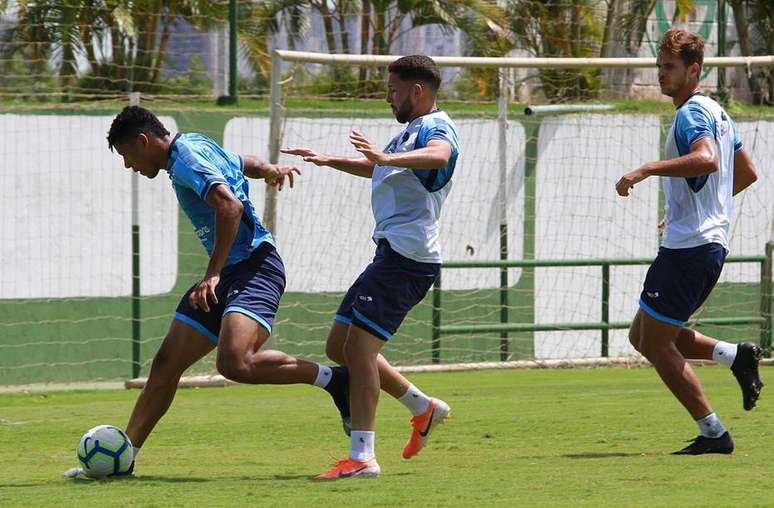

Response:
(335, 239), (440, 341)
(174, 242), (286, 343)
(639, 242), (726, 327)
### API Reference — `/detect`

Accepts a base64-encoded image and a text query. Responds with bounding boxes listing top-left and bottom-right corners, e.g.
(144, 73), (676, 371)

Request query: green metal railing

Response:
(430, 243), (774, 363)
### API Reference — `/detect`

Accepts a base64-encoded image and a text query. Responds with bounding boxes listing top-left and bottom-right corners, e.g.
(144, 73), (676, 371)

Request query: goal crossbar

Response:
(275, 49), (774, 69)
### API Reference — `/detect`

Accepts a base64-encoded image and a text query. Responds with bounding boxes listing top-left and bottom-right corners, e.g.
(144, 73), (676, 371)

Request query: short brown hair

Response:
(659, 28), (704, 68)
(387, 55), (441, 91)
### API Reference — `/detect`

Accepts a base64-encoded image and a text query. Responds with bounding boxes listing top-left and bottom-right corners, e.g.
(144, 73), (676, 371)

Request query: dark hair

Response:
(107, 106), (170, 151)
(659, 28), (704, 68)
(387, 55), (442, 91)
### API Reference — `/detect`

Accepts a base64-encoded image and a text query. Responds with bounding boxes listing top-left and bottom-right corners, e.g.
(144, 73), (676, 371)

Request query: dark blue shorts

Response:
(174, 242), (286, 343)
(335, 239), (440, 341)
(639, 242), (726, 327)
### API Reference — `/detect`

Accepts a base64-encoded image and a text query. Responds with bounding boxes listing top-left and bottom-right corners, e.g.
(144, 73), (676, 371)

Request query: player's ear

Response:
(137, 132), (150, 148)
(413, 82), (423, 99)
(691, 62), (700, 80)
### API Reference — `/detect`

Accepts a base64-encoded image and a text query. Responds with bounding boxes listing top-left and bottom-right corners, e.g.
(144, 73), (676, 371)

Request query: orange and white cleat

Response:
(314, 457), (381, 480)
(402, 398), (451, 459)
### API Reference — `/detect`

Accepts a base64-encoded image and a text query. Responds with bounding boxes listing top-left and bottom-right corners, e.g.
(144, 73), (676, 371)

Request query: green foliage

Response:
(505, 0), (604, 102)
(0, 54), (59, 100)
(161, 55), (213, 96)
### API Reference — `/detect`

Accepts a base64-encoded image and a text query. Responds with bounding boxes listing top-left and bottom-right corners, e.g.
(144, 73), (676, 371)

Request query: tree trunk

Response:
(730, 0), (763, 104)
(316, 1), (338, 53)
(358, 0), (371, 94)
(600, 0), (618, 58)
(151, 9), (175, 85)
(632, 0), (658, 56)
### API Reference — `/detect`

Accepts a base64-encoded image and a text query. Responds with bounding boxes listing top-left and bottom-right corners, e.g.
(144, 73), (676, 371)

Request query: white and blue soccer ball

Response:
(76, 425), (133, 478)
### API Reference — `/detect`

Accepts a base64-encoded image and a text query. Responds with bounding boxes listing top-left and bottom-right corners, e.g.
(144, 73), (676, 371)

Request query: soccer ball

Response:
(76, 425), (133, 478)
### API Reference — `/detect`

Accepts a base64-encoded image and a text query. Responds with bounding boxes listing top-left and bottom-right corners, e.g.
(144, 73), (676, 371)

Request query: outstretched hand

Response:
(349, 130), (390, 165)
(281, 147), (329, 166)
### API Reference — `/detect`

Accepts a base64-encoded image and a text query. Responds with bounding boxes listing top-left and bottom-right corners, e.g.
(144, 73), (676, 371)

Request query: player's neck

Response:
(672, 85), (701, 108)
(408, 102), (438, 122)
(156, 134), (174, 170)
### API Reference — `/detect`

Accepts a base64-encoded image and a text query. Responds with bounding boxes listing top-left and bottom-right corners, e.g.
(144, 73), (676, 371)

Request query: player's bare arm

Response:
(616, 137), (718, 197)
(242, 154), (300, 191)
(281, 146), (375, 178)
(732, 148), (758, 195)
(189, 184), (243, 312)
(349, 130), (452, 169)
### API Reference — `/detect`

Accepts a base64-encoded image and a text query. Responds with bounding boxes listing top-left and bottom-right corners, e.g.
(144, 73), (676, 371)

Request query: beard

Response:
(393, 99), (413, 123)
(660, 75), (689, 97)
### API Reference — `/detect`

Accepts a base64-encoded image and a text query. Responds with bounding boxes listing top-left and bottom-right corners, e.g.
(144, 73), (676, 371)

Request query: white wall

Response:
(0, 115), (178, 298)
(224, 116), (525, 292)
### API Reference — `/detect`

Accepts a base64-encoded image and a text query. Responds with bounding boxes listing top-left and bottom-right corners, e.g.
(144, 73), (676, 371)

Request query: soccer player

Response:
(616, 29), (763, 455)
(68, 106), (351, 477)
(282, 55), (459, 479)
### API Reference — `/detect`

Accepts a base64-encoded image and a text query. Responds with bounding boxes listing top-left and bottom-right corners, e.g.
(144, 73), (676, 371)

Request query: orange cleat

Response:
(314, 457), (381, 480)
(402, 398), (451, 459)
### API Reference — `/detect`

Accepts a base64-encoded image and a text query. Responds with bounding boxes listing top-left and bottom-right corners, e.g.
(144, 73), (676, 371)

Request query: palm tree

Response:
(505, 0), (604, 101)
(730, 0), (773, 104)
(8, 0), (225, 96)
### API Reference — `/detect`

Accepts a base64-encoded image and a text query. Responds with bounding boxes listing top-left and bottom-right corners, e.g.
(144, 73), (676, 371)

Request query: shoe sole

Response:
(735, 345), (764, 411)
(315, 466), (381, 481)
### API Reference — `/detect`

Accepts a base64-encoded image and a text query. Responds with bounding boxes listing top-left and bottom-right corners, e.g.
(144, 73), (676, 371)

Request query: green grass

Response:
(0, 368), (771, 507)
(2, 97), (773, 119)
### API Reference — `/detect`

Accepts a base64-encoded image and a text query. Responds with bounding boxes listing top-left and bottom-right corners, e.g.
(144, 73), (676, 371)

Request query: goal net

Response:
(1, 46), (772, 385)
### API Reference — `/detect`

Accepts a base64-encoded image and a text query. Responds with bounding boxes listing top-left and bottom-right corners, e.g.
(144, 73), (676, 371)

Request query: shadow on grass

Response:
(562, 452), (644, 459)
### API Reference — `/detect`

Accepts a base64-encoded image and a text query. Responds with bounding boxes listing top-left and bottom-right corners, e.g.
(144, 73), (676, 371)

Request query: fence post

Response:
(432, 270), (442, 364)
(601, 263), (610, 357)
(228, 0), (238, 103)
(760, 242), (773, 356)
(129, 92), (141, 378)
(497, 68), (509, 361)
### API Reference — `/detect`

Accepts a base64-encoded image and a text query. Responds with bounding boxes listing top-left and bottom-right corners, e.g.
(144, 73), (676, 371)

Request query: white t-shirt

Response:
(662, 93), (742, 250)
(371, 110), (460, 263)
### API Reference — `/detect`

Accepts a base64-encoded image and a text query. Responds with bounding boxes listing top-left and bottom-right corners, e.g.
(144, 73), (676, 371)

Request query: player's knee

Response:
(628, 326), (641, 352)
(148, 349), (183, 387)
(326, 340), (346, 365)
(343, 338), (377, 366)
(638, 338), (670, 360)
(215, 352), (249, 383)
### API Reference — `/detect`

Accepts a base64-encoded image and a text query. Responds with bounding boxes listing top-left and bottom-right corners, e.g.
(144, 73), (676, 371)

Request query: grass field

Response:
(1, 367), (771, 507)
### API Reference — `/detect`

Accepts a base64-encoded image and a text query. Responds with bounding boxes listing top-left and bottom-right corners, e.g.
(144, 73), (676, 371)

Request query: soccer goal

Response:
(1, 51), (773, 388)
(248, 50), (774, 369)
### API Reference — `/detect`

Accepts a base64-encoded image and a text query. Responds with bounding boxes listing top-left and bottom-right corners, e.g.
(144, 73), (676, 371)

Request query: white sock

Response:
(397, 384), (431, 416)
(350, 431), (375, 461)
(696, 412), (726, 438)
(312, 364), (333, 388)
(132, 446), (141, 461)
(712, 341), (737, 368)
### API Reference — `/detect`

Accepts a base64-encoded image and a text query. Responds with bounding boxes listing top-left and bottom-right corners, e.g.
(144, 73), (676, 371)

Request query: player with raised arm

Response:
(66, 106), (350, 478)
(616, 29), (763, 455)
(283, 55), (459, 479)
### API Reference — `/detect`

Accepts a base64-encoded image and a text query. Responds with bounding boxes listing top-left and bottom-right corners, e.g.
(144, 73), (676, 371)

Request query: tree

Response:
(730, 0), (773, 104)
(505, 0), (604, 101)
(8, 0), (224, 96)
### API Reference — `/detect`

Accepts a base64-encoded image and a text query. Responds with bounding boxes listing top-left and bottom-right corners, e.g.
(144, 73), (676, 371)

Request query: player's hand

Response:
(189, 274), (220, 312)
(615, 168), (647, 197)
(349, 130), (390, 165)
(265, 164), (301, 191)
(280, 147), (329, 166)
